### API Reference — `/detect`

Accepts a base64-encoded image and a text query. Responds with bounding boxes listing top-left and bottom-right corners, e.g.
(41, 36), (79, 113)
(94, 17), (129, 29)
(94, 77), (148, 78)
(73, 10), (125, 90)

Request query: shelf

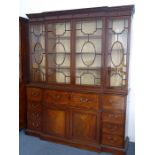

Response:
(108, 67), (126, 72)
(47, 52), (70, 54)
(47, 36), (70, 40)
(76, 67), (101, 70)
(48, 66), (70, 70)
(76, 35), (102, 39)
(47, 35), (102, 40)
(76, 52), (101, 55)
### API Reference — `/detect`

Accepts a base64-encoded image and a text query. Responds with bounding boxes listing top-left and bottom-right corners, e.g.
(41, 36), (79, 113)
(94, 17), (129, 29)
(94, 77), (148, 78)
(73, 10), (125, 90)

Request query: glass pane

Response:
(108, 19), (129, 88)
(76, 69), (100, 86)
(47, 22), (71, 84)
(75, 20), (103, 86)
(30, 24), (46, 82)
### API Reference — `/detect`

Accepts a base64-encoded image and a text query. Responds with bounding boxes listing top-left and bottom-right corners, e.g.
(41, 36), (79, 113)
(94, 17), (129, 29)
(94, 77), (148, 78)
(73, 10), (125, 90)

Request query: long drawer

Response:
(44, 90), (70, 105)
(70, 93), (99, 110)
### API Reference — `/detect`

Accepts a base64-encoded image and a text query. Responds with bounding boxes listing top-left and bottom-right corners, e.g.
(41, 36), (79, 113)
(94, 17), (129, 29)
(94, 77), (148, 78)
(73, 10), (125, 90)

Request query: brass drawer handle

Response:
(109, 99), (117, 104)
(31, 103), (37, 108)
(31, 91), (40, 97)
(107, 124), (118, 131)
(47, 93), (61, 100)
(32, 122), (39, 128)
(107, 136), (117, 143)
(108, 114), (118, 118)
(32, 113), (39, 118)
(80, 97), (89, 103)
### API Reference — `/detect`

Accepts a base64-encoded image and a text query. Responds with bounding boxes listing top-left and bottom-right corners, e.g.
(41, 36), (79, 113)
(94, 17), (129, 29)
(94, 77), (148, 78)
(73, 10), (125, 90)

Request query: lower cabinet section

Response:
(71, 110), (98, 143)
(42, 107), (67, 137)
(26, 87), (127, 154)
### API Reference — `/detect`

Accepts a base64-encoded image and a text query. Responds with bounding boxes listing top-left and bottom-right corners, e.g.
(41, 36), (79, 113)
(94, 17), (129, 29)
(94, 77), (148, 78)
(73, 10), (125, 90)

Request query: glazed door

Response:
(75, 19), (103, 86)
(70, 110), (98, 143)
(106, 17), (130, 89)
(43, 107), (69, 138)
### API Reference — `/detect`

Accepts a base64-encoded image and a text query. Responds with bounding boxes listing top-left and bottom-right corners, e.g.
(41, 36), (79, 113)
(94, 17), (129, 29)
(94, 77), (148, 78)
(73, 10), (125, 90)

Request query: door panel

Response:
(71, 111), (97, 142)
(43, 108), (67, 137)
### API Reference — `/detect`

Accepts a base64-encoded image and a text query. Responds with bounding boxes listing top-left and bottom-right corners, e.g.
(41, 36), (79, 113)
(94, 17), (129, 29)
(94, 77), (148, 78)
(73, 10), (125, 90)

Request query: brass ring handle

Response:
(109, 99), (116, 104)
(55, 95), (60, 99)
(32, 122), (39, 127)
(47, 93), (60, 100)
(32, 113), (39, 118)
(109, 114), (118, 118)
(107, 136), (116, 143)
(31, 103), (38, 108)
(31, 91), (40, 97)
(107, 124), (118, 131)
(80, 98), (89, 103)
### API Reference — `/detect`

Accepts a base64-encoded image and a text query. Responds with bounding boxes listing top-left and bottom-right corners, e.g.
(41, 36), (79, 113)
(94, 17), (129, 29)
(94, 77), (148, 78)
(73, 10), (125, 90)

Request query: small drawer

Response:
(27, 87), (42, 102)
(71, 93), (99, 110)
(28, 110), (41, 120)
(28, 102), (41, 112)
(44, 90), (70, 105)
(27, 116), (41, 131)
(102, 95), (125, 112)
(102, 123), (124, 135)
(102, 133), (124, 148)
(102, 112), (124, 124)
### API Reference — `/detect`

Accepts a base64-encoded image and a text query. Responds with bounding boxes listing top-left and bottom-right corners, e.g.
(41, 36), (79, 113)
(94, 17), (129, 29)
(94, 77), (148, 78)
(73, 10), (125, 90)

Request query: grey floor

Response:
(19, 130), (135, 155)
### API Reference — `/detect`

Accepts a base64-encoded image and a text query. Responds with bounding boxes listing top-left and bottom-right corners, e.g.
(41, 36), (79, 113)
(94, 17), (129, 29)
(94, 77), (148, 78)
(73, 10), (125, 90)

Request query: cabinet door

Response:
(71, 110), (98, 143)
(47, 22), (71, 84)
(43, 107), (68, 137)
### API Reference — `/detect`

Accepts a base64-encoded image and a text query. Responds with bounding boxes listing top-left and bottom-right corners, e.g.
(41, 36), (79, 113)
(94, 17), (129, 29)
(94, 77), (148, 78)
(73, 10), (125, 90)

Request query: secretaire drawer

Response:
(102, 112), (124, 124)
(27, 87), (42, 102)
(70, 93), (99, 110)
(102, 95), (125, 112)
(102, 123), (124, 135)
(102, 133), (124, 148)
(44, 90), (70, 105)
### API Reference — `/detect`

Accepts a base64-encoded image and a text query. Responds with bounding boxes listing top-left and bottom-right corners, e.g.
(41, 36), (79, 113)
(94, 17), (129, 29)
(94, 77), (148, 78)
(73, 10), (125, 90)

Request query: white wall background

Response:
(19, 0), (155, 144)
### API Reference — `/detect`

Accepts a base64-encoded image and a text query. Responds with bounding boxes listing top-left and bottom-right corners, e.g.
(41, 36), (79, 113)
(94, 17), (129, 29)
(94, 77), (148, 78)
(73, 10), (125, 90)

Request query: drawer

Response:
(102, 133), (124, 148)
(102, 112), (124, 124)
(44, 90), (70, 105)
(102, 95), (125, 112)
(27, 116), (41, 131)
(27, 87), (42, 102)
(102, 123), (124, 135)
(71, 93), (99, 110)
(28, 110), (41, 120)
(28, 102), (41, 112)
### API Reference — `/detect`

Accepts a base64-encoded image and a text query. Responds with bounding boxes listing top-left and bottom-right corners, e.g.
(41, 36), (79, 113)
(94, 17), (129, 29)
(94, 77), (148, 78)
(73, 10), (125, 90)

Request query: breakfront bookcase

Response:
(25, 5), (134, 155)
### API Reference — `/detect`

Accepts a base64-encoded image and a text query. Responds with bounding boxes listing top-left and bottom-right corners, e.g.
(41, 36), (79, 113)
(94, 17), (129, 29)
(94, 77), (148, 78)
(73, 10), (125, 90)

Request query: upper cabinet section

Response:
(27, 5), (134, 91)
